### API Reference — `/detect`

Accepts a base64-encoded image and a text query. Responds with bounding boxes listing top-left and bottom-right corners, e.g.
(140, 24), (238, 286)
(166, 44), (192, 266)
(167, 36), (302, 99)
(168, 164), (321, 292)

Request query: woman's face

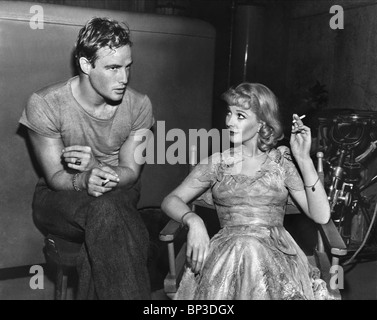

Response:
(226, 105), (260, 145)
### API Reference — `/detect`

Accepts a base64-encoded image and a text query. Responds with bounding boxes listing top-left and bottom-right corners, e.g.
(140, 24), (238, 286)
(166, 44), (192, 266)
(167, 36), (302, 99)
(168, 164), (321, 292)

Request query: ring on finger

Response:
(75, 159), (81, 166)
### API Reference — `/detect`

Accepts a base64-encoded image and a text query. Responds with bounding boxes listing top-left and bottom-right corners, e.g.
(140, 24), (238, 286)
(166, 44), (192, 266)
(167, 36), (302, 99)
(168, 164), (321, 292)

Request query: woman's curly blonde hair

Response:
(221, 82), (284, 151)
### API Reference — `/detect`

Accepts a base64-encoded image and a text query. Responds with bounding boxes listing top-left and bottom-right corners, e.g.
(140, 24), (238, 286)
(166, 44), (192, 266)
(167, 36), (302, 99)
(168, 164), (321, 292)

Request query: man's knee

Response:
(85, 197), (121, 227)
(84, 193), (141, 233)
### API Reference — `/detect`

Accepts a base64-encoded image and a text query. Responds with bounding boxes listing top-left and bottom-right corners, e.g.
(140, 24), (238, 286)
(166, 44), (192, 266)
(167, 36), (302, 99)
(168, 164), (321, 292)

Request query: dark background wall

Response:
(7, 0), (234, 128)
(8, 0), (377, 116)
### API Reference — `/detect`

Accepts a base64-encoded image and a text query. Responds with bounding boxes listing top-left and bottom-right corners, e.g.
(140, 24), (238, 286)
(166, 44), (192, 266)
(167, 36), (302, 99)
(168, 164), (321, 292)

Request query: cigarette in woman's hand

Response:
(292, 114), (306, 123)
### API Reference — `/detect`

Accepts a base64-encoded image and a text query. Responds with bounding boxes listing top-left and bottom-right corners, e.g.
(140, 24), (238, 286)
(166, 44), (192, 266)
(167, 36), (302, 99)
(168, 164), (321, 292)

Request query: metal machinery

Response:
(317, 110), (377, 262)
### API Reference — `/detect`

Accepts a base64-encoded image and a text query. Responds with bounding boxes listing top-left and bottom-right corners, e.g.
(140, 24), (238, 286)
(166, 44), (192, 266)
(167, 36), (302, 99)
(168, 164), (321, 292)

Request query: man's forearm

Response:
(47, 170), (78, 191)
(110, 165), (140, 188)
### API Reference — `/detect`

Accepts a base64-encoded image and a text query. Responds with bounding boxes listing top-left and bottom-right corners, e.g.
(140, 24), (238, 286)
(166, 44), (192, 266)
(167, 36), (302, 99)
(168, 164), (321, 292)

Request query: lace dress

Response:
(175, 145), (332, 300)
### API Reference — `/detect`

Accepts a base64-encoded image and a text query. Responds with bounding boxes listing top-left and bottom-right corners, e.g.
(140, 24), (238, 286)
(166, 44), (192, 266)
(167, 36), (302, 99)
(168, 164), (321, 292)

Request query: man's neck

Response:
(71, 76), (119, 120)
(74, 76), (105, 107)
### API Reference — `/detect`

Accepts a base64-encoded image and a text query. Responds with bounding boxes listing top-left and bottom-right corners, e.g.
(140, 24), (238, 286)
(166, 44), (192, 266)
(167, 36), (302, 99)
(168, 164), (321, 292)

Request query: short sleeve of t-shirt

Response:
(19, 93), (60, 138)
(130, 95), (154, 136)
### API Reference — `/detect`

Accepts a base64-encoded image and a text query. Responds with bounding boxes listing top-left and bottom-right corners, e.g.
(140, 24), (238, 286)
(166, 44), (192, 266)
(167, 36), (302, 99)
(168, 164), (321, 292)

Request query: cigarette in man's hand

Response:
(292, 114), (306, 123)
(101, 179), (110, 187)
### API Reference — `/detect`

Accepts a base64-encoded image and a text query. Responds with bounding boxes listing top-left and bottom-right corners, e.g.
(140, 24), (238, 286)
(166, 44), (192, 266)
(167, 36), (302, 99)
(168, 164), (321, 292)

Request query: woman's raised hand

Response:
(290, 114), (312, 162)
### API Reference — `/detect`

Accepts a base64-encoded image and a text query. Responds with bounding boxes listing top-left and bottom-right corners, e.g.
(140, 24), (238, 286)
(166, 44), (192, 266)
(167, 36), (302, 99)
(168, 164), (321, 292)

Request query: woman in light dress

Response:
(162, 82), (332, 300)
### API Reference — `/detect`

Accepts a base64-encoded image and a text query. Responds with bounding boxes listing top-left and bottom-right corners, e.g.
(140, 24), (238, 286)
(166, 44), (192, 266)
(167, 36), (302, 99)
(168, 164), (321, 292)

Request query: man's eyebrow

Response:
(105, 64), (122, 68)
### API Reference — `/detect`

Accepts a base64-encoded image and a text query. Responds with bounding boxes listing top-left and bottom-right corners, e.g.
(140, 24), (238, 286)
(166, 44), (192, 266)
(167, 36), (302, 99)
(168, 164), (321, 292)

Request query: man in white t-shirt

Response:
(19, 17), (154, 299)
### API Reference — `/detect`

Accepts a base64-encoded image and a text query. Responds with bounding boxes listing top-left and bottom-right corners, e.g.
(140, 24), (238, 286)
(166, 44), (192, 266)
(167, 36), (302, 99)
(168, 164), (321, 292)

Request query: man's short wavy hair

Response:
(75, 17), (132, 68)
(221, 82), (284, 151)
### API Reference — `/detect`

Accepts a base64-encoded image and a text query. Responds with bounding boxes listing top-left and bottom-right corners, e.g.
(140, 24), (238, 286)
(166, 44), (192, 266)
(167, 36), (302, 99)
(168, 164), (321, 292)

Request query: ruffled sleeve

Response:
(182, 152), (222, 207)
(278, 146), (304, 191)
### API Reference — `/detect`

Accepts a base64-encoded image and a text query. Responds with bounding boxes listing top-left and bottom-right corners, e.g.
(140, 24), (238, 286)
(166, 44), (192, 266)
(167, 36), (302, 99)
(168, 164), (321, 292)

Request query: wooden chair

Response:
(43, 234), (82, 300)
(311, 152), (348, 294)
(159, 147), (348, 299)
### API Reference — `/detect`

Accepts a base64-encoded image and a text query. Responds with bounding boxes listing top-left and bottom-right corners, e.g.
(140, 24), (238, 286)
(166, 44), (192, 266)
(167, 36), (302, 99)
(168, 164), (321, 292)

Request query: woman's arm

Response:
(289, 114), (331, 225)
(161, 171), (211, 274)
(289, 164), (330, 225)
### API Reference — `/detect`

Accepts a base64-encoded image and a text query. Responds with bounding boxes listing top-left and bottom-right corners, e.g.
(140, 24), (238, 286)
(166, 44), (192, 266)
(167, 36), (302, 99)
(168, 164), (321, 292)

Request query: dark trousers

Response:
(32, 178), (151, 300)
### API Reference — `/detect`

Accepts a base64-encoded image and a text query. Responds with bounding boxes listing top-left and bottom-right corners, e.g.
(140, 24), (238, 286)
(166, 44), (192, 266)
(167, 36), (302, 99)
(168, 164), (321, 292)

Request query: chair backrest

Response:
(0, 1), (215, 269)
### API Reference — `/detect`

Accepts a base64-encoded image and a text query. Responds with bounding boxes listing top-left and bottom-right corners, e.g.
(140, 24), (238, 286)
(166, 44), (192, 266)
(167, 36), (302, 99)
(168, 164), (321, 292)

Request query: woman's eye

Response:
(238, 113), (245, 119)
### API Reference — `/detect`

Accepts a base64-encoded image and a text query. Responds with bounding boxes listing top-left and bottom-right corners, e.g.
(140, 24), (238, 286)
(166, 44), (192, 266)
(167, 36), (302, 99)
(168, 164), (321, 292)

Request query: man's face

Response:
(88, 45), (132, 103)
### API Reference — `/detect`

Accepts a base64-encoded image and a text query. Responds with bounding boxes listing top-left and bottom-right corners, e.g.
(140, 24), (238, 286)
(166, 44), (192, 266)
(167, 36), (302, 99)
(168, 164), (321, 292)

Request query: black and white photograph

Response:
(0, 0), (376, 303)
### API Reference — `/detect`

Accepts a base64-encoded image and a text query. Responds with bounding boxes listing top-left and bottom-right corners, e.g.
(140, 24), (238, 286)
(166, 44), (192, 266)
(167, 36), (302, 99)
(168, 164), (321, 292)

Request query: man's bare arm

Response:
(100, 133), (149, 188)
(28, 129), (73, 191)
(28, 129), (119, 196)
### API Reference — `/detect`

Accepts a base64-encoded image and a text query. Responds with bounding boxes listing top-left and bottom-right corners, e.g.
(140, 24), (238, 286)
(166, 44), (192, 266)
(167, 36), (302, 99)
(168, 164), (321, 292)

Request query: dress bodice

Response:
(213, 174), (287, 227)
(188, 145), (304, 228)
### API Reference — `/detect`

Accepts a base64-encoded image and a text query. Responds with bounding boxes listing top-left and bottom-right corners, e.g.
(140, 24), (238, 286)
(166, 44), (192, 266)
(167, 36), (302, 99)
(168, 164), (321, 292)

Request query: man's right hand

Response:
(80, 166), (120, 197)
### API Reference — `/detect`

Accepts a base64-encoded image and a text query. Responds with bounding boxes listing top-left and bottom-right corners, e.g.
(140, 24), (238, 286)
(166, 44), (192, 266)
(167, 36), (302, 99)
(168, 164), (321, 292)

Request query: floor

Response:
(342, 259), (377, 300)
(0, 257), (376, 300)
(0, 273), (169, 300)
(285, 214), (377, 300)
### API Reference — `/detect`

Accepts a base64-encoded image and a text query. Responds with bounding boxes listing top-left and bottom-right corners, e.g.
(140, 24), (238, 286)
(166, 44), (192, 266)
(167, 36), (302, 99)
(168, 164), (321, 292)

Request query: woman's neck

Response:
(240, 141), (264, 158)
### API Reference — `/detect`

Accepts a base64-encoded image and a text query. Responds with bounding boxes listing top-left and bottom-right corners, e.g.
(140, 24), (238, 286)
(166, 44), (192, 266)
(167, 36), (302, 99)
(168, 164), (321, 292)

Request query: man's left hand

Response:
(62, 145), (98, 171)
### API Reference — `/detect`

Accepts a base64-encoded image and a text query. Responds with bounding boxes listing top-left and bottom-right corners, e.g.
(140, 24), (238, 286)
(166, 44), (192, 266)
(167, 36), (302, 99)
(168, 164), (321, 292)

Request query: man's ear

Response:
(78, 57), (92, 75)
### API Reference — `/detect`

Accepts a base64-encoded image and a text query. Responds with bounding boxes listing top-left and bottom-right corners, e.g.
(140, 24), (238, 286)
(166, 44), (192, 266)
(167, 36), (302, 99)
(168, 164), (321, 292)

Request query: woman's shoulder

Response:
(198, 151), (221, 166)
(198, 147), (240, 165)
(267, 145), (293, 164)
(277, 145), (293, 159)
